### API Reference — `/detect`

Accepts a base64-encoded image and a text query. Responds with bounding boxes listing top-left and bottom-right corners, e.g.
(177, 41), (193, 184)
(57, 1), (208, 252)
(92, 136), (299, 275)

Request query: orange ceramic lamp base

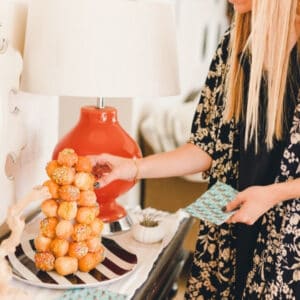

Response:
(52, 106), (142, 222)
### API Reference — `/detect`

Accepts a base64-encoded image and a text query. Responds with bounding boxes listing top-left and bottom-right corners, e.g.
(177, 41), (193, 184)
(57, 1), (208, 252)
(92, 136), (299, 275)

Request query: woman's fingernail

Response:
(94, 182), (100, 189)
(221, 206), (227, 212)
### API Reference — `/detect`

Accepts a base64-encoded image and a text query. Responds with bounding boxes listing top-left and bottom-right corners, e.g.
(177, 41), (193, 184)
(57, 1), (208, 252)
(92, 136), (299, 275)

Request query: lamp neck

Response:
(80, 106), (118, 124)
(97, 97), (105, 108)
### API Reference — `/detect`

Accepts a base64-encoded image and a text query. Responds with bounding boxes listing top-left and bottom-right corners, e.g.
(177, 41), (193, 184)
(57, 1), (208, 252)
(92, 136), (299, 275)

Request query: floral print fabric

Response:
(185, 29), (300, 299)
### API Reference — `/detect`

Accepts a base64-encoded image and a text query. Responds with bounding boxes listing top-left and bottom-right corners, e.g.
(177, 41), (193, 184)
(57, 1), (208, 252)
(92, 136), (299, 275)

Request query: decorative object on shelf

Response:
(20, 0), (180, 233)
(0, 186), (51, 300)
(132, 214), (165, 244)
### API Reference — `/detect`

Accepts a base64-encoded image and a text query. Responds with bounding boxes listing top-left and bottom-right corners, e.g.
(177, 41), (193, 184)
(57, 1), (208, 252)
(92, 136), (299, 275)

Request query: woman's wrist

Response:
(269, 179), (300, 205)
(132, 157), (141, 182)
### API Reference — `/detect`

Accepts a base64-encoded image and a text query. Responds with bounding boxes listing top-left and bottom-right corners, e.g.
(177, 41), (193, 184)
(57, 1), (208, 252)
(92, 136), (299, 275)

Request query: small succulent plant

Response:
(139, 215), (159, 227)
(133, 214), (165, 243)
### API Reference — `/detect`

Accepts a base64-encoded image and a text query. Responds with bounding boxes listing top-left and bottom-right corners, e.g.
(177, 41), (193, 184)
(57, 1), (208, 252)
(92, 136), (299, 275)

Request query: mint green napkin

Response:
(184, 181), (238, 225)
(58, 288), (128, 300)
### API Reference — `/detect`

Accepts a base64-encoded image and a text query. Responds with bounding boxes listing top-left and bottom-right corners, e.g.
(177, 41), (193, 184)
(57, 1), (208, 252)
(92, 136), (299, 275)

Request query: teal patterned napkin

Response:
(58, 288), (128, 300)
(184, 181), (238, 225)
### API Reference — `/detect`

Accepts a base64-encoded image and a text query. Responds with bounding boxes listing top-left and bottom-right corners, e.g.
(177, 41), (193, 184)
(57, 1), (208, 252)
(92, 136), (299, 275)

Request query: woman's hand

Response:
(88, 153), (138, 188)
(88, 143), (212, 189)
(224, 185), (279, 225)
(225, 179), (300, 224)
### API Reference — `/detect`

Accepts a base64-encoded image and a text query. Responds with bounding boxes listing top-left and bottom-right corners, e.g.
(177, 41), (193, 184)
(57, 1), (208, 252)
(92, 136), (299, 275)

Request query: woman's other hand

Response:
(224, 185), (279, 225)
(225, 179), (300, 224)
(88, 154), (138, 188)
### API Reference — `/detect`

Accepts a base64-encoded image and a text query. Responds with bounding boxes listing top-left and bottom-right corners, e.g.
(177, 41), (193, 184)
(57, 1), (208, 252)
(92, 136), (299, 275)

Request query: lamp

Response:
(20, 0), (180, 233)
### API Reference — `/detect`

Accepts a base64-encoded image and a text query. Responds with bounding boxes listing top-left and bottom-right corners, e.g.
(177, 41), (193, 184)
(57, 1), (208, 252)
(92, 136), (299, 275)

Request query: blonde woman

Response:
(90, 0), (300, 298)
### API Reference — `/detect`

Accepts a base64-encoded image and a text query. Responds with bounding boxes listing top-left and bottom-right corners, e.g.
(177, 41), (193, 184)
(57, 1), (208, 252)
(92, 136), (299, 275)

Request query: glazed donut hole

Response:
(55, 256), (78, 276)
(34, 235), (52, 252)
(74, 172), (95, 191)
(77, 190), (97, 207)
(86, 237), (102, 252)
(35, 252), (55, 272)
(59, 185), (80, 202)
(46, 160), (59, 178)
(78, 248), (105, 272)
(52, 166), (75, 185)
(50, 238), (69, 257)
(72, 223), (92, 242)
(78, 251), (103, 273)
(76, 207), (97, 225)
(40, 217), (58, 239)
(68, 241), (89, 259)
(57, 148), (78, 167)
(43, 180), (59, 199)
(41, 199), (58, 217)
(96, 244), (105, 260)
(57, 201), (78, 220)
(55, 220), (74, 239)
(76, 156), (93, 173)
(90, 218), (104, 236)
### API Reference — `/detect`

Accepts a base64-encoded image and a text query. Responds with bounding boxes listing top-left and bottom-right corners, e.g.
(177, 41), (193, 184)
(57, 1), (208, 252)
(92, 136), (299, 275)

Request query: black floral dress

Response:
(185, 29), (300, 299)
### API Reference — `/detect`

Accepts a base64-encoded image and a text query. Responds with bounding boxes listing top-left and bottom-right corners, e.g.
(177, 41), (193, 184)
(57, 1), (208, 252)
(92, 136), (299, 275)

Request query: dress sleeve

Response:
(189, 29), (231, 157)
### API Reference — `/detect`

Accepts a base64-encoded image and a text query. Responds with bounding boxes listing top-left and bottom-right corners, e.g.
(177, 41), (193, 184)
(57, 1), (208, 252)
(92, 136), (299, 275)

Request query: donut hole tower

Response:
(34, 148), (105, 275)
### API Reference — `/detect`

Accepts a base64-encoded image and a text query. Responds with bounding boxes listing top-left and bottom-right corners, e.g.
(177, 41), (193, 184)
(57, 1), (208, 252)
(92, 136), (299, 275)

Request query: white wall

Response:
(1, 0), (29, 54)
(0, 43), (24, 227)
(0, 0), (59, 232)
(138, 0), (228, 114)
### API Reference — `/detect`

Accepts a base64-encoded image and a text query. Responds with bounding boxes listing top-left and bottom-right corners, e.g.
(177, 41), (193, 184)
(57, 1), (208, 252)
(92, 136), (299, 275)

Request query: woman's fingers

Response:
(224, 193), (244, 224)
(88, 154), (138, 188)
(223, 193), (243, 212)
(87, 153), (113, 166)
(94, 172), (117, 188)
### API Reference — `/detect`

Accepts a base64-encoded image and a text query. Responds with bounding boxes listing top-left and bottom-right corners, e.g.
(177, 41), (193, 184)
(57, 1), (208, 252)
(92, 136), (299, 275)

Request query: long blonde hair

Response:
(225, 0), (298, 150)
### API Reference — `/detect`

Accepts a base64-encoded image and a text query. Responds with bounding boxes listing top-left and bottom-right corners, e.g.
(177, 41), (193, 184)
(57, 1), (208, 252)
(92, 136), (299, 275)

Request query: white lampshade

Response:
(21, 0), (180, 98)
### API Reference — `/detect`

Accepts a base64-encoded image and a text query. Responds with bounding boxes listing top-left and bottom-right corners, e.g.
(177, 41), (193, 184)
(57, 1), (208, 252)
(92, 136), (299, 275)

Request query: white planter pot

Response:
(131, 222), (165, 244)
